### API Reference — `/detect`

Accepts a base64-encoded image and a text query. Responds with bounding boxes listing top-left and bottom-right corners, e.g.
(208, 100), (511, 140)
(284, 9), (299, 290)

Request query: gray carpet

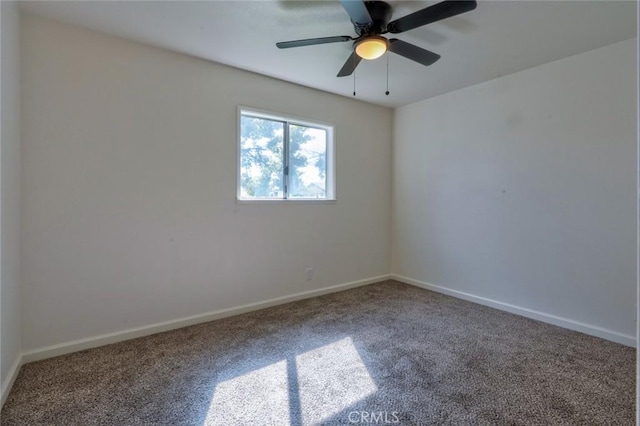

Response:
(1, 280), (635, 425)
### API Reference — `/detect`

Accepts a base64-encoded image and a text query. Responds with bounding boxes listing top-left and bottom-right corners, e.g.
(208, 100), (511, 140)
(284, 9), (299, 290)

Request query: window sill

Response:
(235, 199), (337, 205)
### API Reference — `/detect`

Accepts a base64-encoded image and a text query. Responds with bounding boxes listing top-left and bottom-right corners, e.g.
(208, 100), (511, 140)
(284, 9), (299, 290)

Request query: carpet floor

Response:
(1, 280), (635, 425)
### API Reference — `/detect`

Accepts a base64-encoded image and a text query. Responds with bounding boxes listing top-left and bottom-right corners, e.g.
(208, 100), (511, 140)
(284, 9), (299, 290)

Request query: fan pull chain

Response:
(385, 53), (390, 96)
(353, 56), (357, 97)
(353, 71), (356, 96)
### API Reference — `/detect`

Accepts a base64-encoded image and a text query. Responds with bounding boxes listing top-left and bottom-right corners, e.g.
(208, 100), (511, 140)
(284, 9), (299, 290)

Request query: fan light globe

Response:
(355, 36), (388, 60)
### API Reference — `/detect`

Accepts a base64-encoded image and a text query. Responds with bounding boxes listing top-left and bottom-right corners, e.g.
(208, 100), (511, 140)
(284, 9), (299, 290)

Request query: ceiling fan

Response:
(276, 0), (477, 77)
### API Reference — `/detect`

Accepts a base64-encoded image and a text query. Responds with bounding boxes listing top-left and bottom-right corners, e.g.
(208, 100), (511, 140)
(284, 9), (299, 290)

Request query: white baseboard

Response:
(22, 275), (391, 364)
(391, 274), (636, 347)
(1, 354), (23, 407)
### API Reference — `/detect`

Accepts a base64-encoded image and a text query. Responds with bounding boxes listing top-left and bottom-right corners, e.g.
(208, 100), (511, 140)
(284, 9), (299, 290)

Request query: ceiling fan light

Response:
(355, 36), (388, 60)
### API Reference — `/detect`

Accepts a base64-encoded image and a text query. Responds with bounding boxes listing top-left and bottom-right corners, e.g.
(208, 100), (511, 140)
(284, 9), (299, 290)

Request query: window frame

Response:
(236, 106), (336, 203)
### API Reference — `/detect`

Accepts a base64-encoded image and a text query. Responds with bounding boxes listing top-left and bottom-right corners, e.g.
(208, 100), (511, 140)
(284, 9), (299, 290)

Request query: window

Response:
(237, 107), (335, 201)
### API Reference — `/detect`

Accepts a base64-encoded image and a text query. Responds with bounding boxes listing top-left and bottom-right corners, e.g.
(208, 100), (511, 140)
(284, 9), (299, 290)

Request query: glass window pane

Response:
(288, 125), (327, 199)
(239, 116), (284, 199)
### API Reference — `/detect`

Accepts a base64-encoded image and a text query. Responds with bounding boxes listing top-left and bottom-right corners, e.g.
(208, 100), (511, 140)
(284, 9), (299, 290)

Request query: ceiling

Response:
(20, 1), (637, 108)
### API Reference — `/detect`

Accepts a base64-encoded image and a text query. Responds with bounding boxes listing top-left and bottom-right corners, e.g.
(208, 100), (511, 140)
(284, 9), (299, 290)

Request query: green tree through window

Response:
(239, 110), (334, 200)
(240, 116), (284, 198)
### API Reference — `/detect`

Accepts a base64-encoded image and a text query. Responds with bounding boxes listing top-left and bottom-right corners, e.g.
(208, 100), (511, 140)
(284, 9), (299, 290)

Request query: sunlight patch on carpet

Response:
(296, 337), (377, 424)
(204, 360), (290, 425)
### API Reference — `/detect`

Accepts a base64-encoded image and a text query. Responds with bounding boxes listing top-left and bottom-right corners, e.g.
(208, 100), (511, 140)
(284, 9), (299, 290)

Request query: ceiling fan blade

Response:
(387, 0), (477, 34)
(388, 39), (440, 67)
(337, 51), (362, 77)
(340, 0), (373, 26)
(276, 36), (353, 49)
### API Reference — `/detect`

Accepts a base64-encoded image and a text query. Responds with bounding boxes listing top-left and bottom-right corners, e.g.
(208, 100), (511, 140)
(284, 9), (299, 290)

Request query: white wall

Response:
(1, 0), (22, 403)
(20, 15), (392, 352)
(393, 38), (637, 343)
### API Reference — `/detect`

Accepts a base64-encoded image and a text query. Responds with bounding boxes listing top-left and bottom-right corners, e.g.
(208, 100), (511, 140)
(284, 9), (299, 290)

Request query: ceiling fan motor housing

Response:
(354, 1), (392, 35)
